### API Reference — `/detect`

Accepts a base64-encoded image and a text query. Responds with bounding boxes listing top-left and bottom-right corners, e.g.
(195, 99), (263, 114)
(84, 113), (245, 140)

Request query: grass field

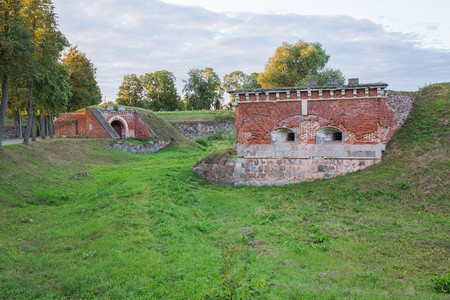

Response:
(155, 110), (235, 123)
(0, 83), (448, 299)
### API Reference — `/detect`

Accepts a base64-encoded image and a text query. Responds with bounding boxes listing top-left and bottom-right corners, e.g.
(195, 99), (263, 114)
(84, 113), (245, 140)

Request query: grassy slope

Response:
(155, 110), (235, 123)
(0, 83), (448, 299)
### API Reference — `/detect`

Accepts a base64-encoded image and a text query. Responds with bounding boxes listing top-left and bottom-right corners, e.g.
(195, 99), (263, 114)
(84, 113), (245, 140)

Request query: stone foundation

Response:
(192, 156), (379, 186)
(2, 126), (25, 139)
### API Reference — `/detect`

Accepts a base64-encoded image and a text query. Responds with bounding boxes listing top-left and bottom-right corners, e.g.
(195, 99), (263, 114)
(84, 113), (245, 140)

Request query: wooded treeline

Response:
(0, 0), (101, 150)
(116, 40), (345, 112)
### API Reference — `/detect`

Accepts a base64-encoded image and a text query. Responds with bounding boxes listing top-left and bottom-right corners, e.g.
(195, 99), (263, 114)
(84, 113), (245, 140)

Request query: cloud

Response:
(53, 0), (450, 101)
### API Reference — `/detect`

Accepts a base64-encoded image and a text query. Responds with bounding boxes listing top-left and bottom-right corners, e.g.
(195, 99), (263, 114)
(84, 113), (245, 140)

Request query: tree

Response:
(20, 0), (69, 144)
(116, 74), (144, 107)
(62, 46), (101, 112)
(140, 71), (183, 111)
(257, 40), (330, 88)
(315, 68), (345, 86)
(0, 0), (33, 150)
(183, 68), (222, 110)
(242, 72), (262, 89)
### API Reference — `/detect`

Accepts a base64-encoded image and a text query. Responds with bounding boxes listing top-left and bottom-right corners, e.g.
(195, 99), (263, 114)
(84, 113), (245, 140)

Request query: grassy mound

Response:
(155, 110), (235, 123)
(0, 83), (448, 299)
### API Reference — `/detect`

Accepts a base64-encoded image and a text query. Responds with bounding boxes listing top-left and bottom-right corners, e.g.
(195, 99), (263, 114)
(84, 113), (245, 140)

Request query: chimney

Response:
(348, 78), (359, 85)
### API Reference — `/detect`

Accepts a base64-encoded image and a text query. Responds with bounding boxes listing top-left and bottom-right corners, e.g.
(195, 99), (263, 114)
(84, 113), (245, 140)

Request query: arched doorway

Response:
(111, 120), (124, 138)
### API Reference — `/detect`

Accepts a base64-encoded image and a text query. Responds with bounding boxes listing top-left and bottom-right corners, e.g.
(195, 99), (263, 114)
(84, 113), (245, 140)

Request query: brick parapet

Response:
(229, 83), (388, 104)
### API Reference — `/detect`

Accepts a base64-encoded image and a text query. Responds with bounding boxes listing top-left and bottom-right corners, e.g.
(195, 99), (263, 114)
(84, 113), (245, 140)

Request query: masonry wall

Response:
(174, 121), (235, 139)
(236, 97), (395, 145)
(192, 156), (379, 186)
(55, 112), (87, 137)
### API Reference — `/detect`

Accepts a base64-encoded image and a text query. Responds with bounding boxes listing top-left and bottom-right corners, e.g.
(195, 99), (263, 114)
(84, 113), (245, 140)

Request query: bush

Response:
(432, 273), (450, 294)
(207, 129), (236, 142)
(195, 137), (210, 147)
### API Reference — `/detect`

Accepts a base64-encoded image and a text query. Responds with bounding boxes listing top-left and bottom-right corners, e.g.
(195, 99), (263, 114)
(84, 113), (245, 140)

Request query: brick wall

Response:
(55, 108), (155, 139)
(235, 98), (394, 145)
(55, 112), (87, 137)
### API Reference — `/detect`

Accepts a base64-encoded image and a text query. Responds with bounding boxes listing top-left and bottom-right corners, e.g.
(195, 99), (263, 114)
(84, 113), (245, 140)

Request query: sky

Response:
(52, 0), (450, 102)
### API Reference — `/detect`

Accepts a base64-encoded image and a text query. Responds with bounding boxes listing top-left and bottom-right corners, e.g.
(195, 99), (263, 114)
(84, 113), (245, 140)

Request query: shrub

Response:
(432, 273), (450, 294)
(195, 137), (210, 147)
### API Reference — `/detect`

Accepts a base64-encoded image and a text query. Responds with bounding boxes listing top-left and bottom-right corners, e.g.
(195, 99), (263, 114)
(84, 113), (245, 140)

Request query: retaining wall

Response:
(106, 140), (171, 154)
(192, 156), (379, 186)
(173, 121), (235, 139)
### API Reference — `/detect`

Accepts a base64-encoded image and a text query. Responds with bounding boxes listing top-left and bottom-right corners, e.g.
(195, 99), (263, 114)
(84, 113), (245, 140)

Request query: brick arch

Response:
(272, 115), (330, 144)
(109, 115), (129, 138)
(316, 126), (346, 144)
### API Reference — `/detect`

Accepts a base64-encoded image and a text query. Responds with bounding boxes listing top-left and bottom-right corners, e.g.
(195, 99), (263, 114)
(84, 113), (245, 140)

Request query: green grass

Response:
(155, 110), (235, 123)
(0, 83), (448, 299)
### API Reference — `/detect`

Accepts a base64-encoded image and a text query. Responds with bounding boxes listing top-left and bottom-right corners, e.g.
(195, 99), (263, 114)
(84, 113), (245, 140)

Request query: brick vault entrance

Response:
(111, 120), (124, 138)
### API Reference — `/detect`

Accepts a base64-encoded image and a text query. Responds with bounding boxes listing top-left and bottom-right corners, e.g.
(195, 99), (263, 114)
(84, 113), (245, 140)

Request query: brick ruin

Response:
(55, 106), (155, 139)
(193, 79), (415, 186)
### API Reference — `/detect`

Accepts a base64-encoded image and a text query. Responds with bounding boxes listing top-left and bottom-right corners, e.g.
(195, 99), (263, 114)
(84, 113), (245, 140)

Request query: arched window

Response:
(316, 127), (344, 143)
(271, 128), (297, 144)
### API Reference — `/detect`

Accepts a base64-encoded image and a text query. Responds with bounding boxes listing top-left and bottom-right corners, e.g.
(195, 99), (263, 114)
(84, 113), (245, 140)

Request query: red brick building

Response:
(229, 79), (400, 160)
(194, 79), (414, 185)
(55, 106), (155, 139)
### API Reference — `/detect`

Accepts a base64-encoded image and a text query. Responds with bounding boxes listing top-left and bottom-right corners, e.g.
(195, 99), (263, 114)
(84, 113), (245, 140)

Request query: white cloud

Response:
(53, 0), (450, 102)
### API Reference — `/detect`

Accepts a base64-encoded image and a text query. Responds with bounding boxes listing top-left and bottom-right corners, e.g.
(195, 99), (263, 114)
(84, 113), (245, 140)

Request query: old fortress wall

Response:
(193, 79), (415, 186)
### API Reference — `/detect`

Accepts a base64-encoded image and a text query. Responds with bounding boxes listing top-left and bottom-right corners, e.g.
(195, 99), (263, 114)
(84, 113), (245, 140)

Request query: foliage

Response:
(183, 68), (223, 110)
(223, 71), (262, 109)
(315, 68), (345, 86)
(241, 72), (262, 89)
(0, 0), (33, 80)
(62, 46), (101, 112)
(432, 273), (450, 294)
(140, 71), (184, 111)
(202, 233), (265, 300)
(195, 136), (209, 147)
(115, 74), (144, 107)
(258, 40), (338, 88)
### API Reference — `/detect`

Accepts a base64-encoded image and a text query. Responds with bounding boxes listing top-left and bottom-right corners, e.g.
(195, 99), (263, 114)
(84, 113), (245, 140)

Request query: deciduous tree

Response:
(257, 40), (330, 88)
(140, 71), (183, 111)
(62, 46), (101, 112)
(0, 0), (32, 149)
(116, 74), (144, 107)
(183, 68), (222, 110)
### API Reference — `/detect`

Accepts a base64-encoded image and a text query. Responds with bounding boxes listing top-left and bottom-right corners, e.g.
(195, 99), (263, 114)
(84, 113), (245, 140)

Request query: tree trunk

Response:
(23, 76), (34, 145)
(0, 76), (8, 150)
(31, 113), (37, 141)
(39, 108), (46, 139)
(14, 110), (18, 138)
(45, 115), (49, 137)
(18, 111), (23, 139)
(49, 111), (54, 138)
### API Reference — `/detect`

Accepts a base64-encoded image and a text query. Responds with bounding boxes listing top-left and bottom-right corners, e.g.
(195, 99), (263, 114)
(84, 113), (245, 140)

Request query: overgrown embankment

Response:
(0, 83), (448, 299)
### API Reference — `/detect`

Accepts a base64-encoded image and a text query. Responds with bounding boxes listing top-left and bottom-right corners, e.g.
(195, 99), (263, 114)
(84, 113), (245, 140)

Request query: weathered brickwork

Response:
(194, 80), (415, 186)
(55, 107), (155, 139)
(235, 93), (396, 145)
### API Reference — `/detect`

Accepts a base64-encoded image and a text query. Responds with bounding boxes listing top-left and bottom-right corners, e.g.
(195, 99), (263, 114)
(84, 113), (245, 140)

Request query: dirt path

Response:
(2, 138), (41, 145)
